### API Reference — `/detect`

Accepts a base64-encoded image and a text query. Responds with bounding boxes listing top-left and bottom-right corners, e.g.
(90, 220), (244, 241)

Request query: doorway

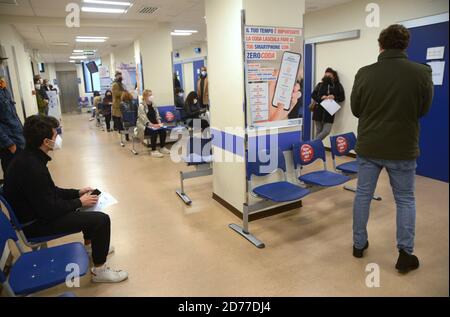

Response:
(56, 71), (79, 114)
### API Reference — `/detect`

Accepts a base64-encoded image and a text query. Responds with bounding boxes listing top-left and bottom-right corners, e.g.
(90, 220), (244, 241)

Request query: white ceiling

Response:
(0, 0), (352, 63)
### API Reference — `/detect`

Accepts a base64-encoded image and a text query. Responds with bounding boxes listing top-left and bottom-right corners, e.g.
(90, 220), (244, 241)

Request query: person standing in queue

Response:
(197, 66), (210, 110)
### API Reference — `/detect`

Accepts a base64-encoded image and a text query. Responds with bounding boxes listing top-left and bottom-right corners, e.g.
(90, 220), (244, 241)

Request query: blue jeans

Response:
(353, 157), (417, 254)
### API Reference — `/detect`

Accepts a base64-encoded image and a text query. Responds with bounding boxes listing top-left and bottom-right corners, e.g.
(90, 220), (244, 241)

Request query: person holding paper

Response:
(136, 89), (171, 158)
(351, 24), (433, 274)
(3, 115), (129, 283)
(311, 68), (345, 140)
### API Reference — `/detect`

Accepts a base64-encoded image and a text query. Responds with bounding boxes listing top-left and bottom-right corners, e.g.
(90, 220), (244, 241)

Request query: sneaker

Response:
(91, 265), (128, 283)
(353, 241), (369, 258)
(396, 250), (420, 274)
(151, 151), (164, 158)
(85, 245), (115, 257)
(159, 147), (171, 155)
(89, 118), (95, 121)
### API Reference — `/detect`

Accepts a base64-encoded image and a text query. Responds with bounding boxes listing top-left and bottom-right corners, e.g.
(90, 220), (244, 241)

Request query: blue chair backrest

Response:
(187, 137), (212, 156)
(247, 148), (286, 181)
(0, 210), (19, 283)
(292, 140), (327, 168)
(158, 106), (178, 125)
(0, 190), (22, 232)
(330, 133), (357, 159)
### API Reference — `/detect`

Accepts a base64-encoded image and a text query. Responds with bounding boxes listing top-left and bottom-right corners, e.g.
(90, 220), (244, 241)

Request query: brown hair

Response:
(378, 24), (410, 51)
(121, 91), (133, 102)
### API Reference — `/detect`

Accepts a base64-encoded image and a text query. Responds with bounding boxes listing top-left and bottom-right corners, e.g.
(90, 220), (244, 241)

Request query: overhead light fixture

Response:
(77, 36), (108, 39)
(51, 42), (69, 46)
(70, 55), (88, 60)
(171, 32), (192, 37)
(174, 30), (198, 34)
(76, 38), (107, 43)
(81, 7), (127, 13)
(73, 49), (84, 53)
(83, 0), (131, 5)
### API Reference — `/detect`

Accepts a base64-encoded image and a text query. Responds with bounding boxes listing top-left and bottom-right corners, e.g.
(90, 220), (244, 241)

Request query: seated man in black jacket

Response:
(3, 115), (128, 284)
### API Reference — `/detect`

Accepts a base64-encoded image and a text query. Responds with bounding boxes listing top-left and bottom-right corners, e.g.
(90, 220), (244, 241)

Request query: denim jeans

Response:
(353, 156), (417, 254)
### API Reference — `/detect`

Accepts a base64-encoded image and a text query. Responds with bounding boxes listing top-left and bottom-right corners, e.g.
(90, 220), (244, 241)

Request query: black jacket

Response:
(3, 148), (82, 225)
(184, 101), (203, 119)
(351, 49), (433, 160)
(312, 80), (345, 124)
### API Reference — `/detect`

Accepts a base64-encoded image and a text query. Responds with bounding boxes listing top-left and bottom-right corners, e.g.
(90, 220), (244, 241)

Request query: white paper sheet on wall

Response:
(427, 46), (446, 60)
(427, 61), (446, 86)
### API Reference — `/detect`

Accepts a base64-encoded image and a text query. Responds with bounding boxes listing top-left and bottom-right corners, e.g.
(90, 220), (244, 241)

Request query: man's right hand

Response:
(80, 193), (99, 208)
(8, 144), (17, 154)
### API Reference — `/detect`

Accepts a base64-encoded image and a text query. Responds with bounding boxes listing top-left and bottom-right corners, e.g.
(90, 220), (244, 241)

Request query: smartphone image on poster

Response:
(272, 51), (302, 111)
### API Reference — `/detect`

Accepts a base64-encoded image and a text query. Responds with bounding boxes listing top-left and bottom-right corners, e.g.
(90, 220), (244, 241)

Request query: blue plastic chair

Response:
(248, 148), (310, 203)
(292, 140), (351, 187)
(0, 211), (89, 297)
(0, 189), (72, 251)
(330, 133), (358, 174)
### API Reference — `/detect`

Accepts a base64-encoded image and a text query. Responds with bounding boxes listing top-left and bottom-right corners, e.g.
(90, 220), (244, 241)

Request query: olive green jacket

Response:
(111, 81), (125, 118)
(351, 49), (434, 160)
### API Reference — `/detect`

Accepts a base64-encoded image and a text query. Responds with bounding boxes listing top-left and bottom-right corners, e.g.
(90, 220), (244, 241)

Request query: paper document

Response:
(427, 46), (445, 60)
(83, 192), (118, 212)
(320, 99), (342, 116)
(427, 61), (446, 86)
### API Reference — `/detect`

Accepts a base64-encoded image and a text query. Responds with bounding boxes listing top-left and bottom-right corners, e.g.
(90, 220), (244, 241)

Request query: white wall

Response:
(111, 45), (135, 72)
(138, 24), (174, 105)
(0, 24), (38, 121)
(173, 43), (208, 64)
(304, 0), (449, 146)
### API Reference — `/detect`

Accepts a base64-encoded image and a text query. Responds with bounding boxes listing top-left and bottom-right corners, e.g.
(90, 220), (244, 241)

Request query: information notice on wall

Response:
(244, 26), (304, 128)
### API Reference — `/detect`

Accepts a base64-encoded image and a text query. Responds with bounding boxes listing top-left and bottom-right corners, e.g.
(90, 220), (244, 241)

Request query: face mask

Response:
(117, 77), (123, 82)
(178, 93), (184, 98)
(35, 84), (41, 90)
(147, 96), (154, 103)
(193, 99), (198, 104)
(201, 71), (207, 77)
(49, 135), (63, 151)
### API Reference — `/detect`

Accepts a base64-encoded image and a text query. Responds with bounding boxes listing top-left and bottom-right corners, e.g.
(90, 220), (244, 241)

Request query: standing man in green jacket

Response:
(350, 24), (434, 273)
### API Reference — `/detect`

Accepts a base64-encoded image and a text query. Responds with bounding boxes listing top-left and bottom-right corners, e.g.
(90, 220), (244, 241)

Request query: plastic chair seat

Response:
(299, 171), (351, 187)
(9, 242), (89, 295)
(336, 161), (358, 174)
(253, 182), (310, 203)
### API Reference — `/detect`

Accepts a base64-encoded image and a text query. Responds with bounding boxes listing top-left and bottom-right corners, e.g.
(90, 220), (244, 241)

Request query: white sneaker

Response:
(159, 147), (171, 155)
(85, 245), (115, 257)
(151, 151), (164, 158)
(91, 265), (128, 283)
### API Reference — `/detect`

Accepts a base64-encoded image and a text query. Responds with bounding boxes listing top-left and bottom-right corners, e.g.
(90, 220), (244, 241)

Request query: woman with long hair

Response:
(184, 91), (209, 131)
(311, 67), (345, 140)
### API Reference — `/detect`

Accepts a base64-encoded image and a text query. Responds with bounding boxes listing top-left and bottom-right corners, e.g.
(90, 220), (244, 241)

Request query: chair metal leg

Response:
(344, 186), (382, 201)
(176, 171), (192, 205)
(229, 204), (265, 249)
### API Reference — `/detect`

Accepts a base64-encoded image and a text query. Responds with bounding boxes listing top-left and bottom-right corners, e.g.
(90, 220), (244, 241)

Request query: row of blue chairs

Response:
(0, 188), (89, 297)
(231, 133), (381, 248)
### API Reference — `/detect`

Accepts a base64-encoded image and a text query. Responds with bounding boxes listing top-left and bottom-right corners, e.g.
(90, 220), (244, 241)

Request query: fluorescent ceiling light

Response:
(76, 39), (107, 43)
(51, 42), (69, 46)
(69, 60), (76, 63)
(73, 49), (84, 53)
(70, 55), (88, 60)
(83, 0), (131, 6)
(174, 30), (198, 33)
(81, 7), (126, 13)
(77, 36), (108, 39)
(171, 32), (192, 36)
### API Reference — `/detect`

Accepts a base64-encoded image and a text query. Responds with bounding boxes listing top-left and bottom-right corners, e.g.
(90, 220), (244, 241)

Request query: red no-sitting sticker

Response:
(300, 144), (314, 163)
(165, 111), (175, 122)
(336, 137), (348, 154)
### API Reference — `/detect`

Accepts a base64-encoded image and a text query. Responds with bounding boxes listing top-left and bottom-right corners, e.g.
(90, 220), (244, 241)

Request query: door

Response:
(173, 63), (184, 90)
(193, 59), (205, 91)
(56, 71), (79, 114)
(406, 19), (449, 183)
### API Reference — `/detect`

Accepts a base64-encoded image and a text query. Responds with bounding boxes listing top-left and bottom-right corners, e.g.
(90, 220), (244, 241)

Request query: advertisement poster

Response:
(117, 63), (137, 92)
(99, 65), (111, 94)
(47, 90), (62, 122)
(245, 26), (304, 128)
